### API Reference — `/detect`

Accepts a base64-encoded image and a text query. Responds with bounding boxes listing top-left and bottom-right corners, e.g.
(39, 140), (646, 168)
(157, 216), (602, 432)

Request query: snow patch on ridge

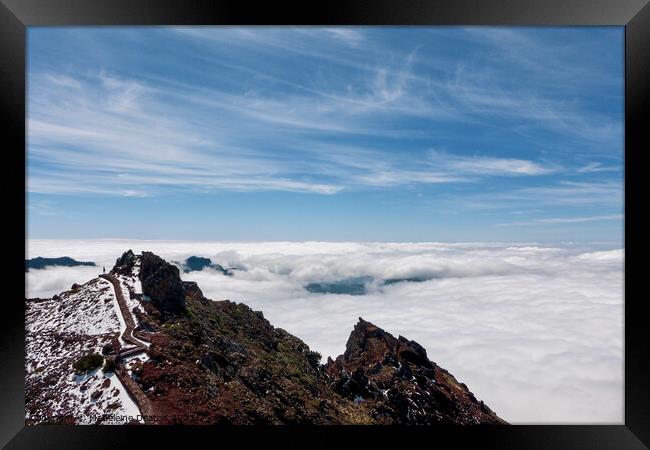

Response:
(25, 279), (142, 424)
(29, 278), (122, 336)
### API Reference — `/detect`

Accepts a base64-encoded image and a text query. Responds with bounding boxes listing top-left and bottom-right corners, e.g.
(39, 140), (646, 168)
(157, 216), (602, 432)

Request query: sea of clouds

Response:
(26, 240), (623, 424)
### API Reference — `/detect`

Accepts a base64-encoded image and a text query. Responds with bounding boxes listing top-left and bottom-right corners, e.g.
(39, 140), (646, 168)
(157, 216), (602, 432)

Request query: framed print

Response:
(2, 0), (648, 448)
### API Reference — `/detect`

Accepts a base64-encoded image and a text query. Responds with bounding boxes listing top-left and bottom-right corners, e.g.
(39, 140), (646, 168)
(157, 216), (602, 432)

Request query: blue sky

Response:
(27, 27), (624, 243)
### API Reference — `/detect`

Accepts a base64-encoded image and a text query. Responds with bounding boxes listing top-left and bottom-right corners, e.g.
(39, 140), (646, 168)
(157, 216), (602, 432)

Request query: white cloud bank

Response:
(26, 240), (623, 424)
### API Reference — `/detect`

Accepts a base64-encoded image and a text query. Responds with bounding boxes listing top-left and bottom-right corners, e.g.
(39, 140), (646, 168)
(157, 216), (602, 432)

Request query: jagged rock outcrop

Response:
(113, 250), (194, 312)
(113, 249), (137, 275)
(139, 251), (186, 312)
(324, 318), (505, 424)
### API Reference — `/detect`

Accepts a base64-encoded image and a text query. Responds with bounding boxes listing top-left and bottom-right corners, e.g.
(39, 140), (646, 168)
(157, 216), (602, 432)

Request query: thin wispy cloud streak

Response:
(27, 26), (623, 241)
(577, 162), (621, 173)
(498, 214), (623, 227)
(28, 28), (621, 194)
(29, 69), (556, 197)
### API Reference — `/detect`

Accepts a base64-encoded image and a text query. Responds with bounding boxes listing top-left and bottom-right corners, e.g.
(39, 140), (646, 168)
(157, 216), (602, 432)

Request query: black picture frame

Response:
(2, 0), (648, 448)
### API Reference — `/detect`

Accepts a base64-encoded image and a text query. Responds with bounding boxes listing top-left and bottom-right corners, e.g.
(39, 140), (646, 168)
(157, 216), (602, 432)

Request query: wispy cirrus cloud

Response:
(577, 162), (621, 174)
(434, 180), (623, 217)
(27, 26), (623, 244)
(519, 181), (623, 207)
(430, 151), (559, 176)
(497, 214), (623, 227)
(28, 64), (560, 197)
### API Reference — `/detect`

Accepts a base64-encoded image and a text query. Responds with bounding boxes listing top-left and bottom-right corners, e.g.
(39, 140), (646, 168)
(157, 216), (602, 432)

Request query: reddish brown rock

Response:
(324, 317), (506, 424)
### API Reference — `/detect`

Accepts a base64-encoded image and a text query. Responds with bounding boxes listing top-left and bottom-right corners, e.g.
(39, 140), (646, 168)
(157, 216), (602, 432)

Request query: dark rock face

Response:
(182, 281), (204, 301)
(112, 249), (137, 275)
(324, 318), (506, 424)
(139, 252), (186, 312)
(26, 256), (96, 271)
(112, 250), (189, 312)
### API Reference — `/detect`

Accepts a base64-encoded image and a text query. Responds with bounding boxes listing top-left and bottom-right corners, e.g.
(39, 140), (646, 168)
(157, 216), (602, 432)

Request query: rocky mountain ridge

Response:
(25, 256), (96, 271)
(176, 256), (238, 275)
(324, 318), (502, 424)
(25, 250), (506, 425)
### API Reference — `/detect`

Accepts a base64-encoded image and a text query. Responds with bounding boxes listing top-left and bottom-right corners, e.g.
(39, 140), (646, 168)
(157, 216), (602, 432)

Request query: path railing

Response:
(100, 274), (156, 424)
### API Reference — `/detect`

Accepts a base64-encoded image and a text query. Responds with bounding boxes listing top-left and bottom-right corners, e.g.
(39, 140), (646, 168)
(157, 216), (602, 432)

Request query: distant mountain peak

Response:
(341, 317), (392, 365)
(25, 256), (96, 271)
(180, 255), (238, 275)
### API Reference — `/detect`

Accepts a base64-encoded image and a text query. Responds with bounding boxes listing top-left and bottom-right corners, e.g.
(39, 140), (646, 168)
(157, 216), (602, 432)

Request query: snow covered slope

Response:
(26, 272), (145, 424)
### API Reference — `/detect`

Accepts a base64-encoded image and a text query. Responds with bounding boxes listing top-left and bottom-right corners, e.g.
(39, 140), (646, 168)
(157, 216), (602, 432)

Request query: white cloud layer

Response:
(26, 240), (623, 424)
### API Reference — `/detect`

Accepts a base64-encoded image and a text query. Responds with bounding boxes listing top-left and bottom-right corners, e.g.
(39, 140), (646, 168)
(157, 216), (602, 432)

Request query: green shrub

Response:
(306, 350), (322, 369)
(72, 353), (104, 374)
(103, 357), (117, 373)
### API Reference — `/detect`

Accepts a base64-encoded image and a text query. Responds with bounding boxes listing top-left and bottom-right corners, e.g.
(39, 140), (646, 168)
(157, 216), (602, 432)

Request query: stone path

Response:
(100, 274), (156, 424)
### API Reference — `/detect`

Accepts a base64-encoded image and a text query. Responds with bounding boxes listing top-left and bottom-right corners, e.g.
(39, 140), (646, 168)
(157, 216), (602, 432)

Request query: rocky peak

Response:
(139, 251), (187, 312)
(112, 249), (137, 275)
(325, 318), (505, 424)
(342, 317), (398, 368)
(113, 250), (205, 313)
(339, 318), (433, 371)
